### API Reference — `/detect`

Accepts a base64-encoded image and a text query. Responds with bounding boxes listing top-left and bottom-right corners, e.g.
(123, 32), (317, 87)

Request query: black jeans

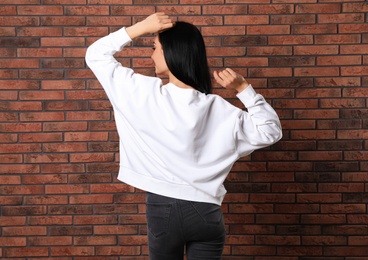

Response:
(146, 192), (226, 260)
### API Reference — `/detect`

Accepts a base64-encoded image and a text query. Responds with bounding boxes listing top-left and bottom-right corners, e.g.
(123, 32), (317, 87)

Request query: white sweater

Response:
(85, 27), (282, 205)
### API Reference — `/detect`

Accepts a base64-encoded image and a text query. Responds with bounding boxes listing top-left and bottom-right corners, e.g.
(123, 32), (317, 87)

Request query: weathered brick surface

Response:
(0, 1), (367, 258)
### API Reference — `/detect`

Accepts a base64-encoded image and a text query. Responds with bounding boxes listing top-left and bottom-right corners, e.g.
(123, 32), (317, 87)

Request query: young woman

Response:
(86, 13), (282, 260)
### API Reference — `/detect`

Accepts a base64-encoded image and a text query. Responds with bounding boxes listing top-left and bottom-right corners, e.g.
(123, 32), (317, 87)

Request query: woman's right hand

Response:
(126, 13), (174, 39)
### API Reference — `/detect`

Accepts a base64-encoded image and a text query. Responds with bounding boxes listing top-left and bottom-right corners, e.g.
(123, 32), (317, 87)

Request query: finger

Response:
(225, 68), (237, 78)
(213, 71), (225, 85)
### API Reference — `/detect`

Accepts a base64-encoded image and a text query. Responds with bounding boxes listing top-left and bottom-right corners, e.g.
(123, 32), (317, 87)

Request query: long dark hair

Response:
(158, 22), (212, 94)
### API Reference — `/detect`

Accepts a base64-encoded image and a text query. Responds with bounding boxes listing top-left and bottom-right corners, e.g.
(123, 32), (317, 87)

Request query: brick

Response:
(64, 132), (108, 142)
(74, 215), (117, 225)
(0, 216), (26, 226)
(66, 111), (110, 121)
(24, 154), (68, 163)
(28, 216), (73, 225)
(296, 66), (340, 76)
(272, 57), (316, 67)
(0, 143), (42, 153)
(18, 5), (63, 15)
(317, 56), (361, 66)
(203, 5), (247, 14)
(48, 205), (93, 215)
(24, 195), (68, 204)
(70, 194), (113, 204)
(41, 16), (86, 26)
(302, 236), (346, 246)
(269, 35), (313, 45)
(225, 15), (269, 25)
(320, 13), (364, 23)
(294, 45), (339, 55)
(249, 68), (292, 78)
(249, 4), (293, 14)
(314, 77), (360, 87)
(0, 122), (42, 132)
(232, 246), (276, 256)
(324, 246), (368, 257)
(0, 16), (39, 26)
(20, 112), (65, 121)
(315, 34), (361, 44)
(292, 24), (337, 34)
(29, 236), (73, 246)
(201, 26), (245, 36)
(248, 46), (292, 56)
(20, 69), (64, 79)
(296, 4), (341, 13)
(94, 225), (138, 235)
(343, 2), (368, 12)
(4, 248), (48, 257)
(0, 80), (40, 90)
(43, 122), (87, 131)
(271, 14), (316, 24)
(41, 164), (84, 174)
(41, 37), (85, 47)
(321, 98), (365, 108)
(95, 246), (140, 256)
(17, 27), (62, 37)
(341, 44), (368, 54)
(41, 59), (85, 69)
(321, 203), (366, 213)
(295, 88), (341, 98)
(43, 143), (87, 153)
(323, 225), (367, 236)
(49, 226), (93, 236)
(111, 5), (154, 16)
(45, 184), (89, 194)
(2, 206), (47, 216)
(50, 246), (95, 256)
(87, 16), (132, 26)
(74, 236), (116, 246)
(0, 59), (39, 68)
(248, 25), (290, 35)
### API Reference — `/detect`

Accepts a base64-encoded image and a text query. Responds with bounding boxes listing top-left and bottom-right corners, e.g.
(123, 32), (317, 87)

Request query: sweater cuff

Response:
(236, 84), (257, 107)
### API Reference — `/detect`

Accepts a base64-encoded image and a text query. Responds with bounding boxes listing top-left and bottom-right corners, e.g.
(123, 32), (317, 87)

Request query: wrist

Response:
(235, 82), (249, 93)
(126, 21), (146, 40)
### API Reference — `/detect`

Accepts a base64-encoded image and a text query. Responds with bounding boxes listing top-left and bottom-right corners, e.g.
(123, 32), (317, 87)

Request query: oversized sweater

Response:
(85, 27), (282, 205)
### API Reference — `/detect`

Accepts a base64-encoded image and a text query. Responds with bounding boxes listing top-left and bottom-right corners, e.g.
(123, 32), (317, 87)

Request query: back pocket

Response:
(191, 202), (223, 225)
(146, 203), (172, 238)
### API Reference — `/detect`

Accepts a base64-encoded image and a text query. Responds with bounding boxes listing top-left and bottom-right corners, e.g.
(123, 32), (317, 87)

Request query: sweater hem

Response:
(117, 167), (224, 206)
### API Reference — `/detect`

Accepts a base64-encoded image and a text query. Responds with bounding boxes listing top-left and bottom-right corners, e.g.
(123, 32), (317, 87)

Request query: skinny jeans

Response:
(146, 192), (226, 260)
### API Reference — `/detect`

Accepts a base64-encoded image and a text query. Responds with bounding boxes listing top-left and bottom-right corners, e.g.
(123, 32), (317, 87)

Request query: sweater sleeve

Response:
(234, 85), (283, 157)
(85, 27), (142, 109)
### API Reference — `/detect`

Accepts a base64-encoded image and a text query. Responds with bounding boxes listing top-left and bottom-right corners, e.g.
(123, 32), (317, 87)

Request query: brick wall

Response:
(0, 0), (367, 259)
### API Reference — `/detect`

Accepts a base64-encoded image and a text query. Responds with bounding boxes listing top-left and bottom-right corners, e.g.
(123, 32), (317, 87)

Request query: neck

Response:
(169, 73), (194, 90)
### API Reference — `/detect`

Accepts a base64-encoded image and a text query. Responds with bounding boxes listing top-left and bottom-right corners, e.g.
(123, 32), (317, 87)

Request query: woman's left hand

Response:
(213, 68), (249, 93)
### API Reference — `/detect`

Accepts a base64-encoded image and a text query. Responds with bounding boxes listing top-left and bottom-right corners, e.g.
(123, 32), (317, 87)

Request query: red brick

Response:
(41, 16), (86, 26)
(51, 246), (95, 256)
(20, 112), (65, 121)
(248, 25), (290, 35)
(4, 248), (48, 257)
(29, 236), (73, 246)
(0, 59), (39, 68)
(74, 236), (117, 246)
(87, 16), (132, 26)
(296, 4), (341, 13)
(302, 236), (346, 246)
(271, 14), (316, 24)
(70, 194), (113, 204)
(315, 34), (361, 44)
(201, 26), (245, 36)
(95, 246), (140, 256)
(343, 2), (368, 12)
(268, 35), (313, 45)
(292, 24), (337, 34)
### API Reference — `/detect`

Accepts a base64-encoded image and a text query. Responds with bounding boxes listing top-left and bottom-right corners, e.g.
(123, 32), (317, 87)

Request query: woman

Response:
(86, 13), (282, 260)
